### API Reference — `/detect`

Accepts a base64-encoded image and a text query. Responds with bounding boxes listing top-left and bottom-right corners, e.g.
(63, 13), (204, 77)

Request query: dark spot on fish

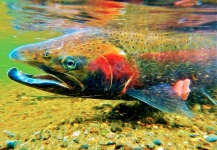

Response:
(43, 51), (50, 58)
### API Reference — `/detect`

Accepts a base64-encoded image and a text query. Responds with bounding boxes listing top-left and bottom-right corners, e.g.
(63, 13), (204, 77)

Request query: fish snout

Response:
(10, 46), (24, 61)
(9, 44), (36, 62)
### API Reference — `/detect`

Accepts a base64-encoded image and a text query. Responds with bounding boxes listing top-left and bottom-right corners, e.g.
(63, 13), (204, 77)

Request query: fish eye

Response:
(62, 57), (77, 70)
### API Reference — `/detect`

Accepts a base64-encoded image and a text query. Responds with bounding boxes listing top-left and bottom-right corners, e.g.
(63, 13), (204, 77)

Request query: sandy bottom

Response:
(0, 83), (216, 150)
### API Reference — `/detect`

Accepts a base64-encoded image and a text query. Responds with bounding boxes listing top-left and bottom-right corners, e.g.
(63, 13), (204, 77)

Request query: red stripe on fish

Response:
(88, 53), (139, 92)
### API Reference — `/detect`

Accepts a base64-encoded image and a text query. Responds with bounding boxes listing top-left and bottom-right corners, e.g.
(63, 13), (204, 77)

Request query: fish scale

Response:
(8, 27), (217, 116)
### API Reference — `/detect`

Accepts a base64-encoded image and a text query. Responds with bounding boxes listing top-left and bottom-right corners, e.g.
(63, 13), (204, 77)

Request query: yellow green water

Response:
(0, 1), (216, 149)
(0, 1), (60, 84)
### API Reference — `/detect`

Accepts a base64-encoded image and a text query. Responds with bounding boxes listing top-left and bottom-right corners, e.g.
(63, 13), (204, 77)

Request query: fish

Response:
(8, 27), (217, 117)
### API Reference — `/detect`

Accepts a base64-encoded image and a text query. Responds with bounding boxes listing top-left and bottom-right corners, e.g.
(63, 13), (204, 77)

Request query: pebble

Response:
(111, 124), (122, 133)
(73, 138), (79, 143)
(80, 144), (89, 149)
(72, 130), (81, 137)
(146, 142), (155, 149)
(89, 127), (100, 133)
(34, 131), (42, 140)
(105, 141), (116, 145)
(192, 103), (201, 111)
(133, 147), (142, 150)
(105, 132), (115, 139)
(153, 139), (162, 146)
(206, 125), (215, 134)
(177, 130), (189, 137)
(190, 133), (199, 138)
(101, 128), (108, 136)
(172, 117), (192, 127)
(6, 140), (20, 149)
(61, 137), (69, 148)
(205, 135), (217, 143)
(41, 130), (51, 140)
(74, 116), (84, 123)
(3, 130), (15, 138)
(115, 143), (133, 150)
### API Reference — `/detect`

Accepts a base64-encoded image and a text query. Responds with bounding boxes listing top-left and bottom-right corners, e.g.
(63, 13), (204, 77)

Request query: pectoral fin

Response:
(126, 84), (194, 117)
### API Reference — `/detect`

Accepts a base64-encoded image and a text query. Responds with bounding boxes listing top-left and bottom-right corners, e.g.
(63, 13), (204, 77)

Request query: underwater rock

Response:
(6, 140), (20, 149)
(206, 125), (215, 134)
(153, 139), (162, 146)
(205, 135), (217, 142)
(189, 133), (199, 138)
(146, 142), (155, 149)
(111, 124), (122, 133)
(3, 130), (15, 138)
(79, 144), (89, 149)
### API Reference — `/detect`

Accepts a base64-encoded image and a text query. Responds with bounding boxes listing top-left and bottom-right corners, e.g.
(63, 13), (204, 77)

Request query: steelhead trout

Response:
(8, 28), (217, 116)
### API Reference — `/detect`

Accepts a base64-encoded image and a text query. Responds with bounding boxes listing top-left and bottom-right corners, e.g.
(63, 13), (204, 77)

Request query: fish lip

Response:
(7, 67), (72, 89)
(7, 67), (86, 96)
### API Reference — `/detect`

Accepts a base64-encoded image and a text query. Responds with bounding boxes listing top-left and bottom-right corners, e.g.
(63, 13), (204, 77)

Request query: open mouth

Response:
(7, 67), (75, 95)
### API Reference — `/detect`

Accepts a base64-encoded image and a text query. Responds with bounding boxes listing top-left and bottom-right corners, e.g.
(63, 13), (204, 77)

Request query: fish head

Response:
(8, 30), (125, 96)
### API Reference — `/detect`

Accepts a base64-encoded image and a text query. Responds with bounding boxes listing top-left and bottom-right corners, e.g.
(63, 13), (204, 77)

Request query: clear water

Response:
(0, 0), (216, 149)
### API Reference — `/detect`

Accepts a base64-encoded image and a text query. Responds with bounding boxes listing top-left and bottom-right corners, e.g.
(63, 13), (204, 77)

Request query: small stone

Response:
(34, 131), (42, 140)
(115, 143), (133, 150)
(105, 141), (116, 145)
(190, 133), (199, 138)
(80, 144), (89, 149)
(111, 124), (122, 133)
(56, 132), (64, 140)
(205, 135), (217, 143)
(177, 130), (189, 137)
(6, 140), (20, 149)
(172, 117), (192, 127)
(192, 103), (201, 111)
(74, 116), (83, 123)
(3, 130), (15, 138)
(202, 105), (212, 110)
(61, 137), (69, 148)
(44, 140), (50, 145)
(41, 130), (51, 140)
(126, 132), (132, 137)
(133, 147), (142, 150)
(153, 139), (162, 146)
(73, 138), (79, 143)
(206, 125), (215, 134)
(89, 127), (100, 133)
(105, 132), (115, 139)
(152, 125), (158, 129)
(146, 142), (155, 149)
(190, 126), (200, 132)
(101, 128), (108, 136)
(72, 131), (81, 137)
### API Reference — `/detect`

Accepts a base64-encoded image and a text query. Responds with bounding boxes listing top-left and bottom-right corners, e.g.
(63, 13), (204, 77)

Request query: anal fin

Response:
(126, 84), (194, 117)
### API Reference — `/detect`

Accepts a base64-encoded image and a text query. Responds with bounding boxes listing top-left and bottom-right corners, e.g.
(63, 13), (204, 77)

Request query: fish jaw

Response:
(7, 68), (77, 95)
(8, 32), (93, 95)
